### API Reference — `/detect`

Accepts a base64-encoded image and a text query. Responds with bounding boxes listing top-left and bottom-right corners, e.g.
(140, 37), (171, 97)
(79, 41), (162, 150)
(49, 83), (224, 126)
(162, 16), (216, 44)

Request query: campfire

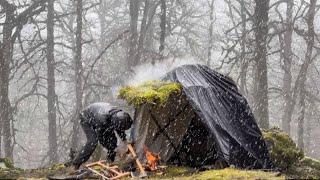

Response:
(143, 145), (161, 171)
(73, 144), (164, 179)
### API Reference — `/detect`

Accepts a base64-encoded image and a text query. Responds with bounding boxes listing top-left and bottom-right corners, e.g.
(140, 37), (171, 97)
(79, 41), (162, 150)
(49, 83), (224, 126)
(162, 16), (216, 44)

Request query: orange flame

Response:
(143, 145), (160, 171)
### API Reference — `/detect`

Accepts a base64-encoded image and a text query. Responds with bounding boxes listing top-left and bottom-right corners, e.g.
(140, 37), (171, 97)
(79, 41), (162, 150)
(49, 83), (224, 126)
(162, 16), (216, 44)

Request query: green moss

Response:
(284, 157), (320, 179)
(164, 166), (194, 177)
(150, 167), (284, 180)
(0, 158), (14, 169)
(51, 163), (65, 171)
(118, 80), (182, 107)
(191, 168), (284, 180)
(0, 168), (23, 179)
(301, 157), (320, 170)
(262, 127), (304, 170)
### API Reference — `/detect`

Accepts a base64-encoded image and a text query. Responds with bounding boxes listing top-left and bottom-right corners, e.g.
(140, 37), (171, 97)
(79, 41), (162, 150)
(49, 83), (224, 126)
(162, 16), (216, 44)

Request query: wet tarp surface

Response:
(162, 64), (272, 169)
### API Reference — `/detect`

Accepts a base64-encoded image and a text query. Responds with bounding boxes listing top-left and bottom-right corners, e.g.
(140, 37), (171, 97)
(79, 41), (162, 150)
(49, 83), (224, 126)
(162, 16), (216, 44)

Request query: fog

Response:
(0, 0), (319, 169)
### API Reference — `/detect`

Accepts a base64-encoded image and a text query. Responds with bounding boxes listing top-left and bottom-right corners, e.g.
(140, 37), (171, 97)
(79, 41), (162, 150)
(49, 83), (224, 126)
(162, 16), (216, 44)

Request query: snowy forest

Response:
(0, 0), (320, 173)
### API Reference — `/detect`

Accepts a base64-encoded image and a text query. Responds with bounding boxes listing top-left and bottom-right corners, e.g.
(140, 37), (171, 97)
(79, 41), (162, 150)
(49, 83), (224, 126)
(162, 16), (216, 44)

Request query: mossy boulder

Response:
(286, 157), (320, 179)
(118, 80), (182, 107)
(262, 127), (304, 170)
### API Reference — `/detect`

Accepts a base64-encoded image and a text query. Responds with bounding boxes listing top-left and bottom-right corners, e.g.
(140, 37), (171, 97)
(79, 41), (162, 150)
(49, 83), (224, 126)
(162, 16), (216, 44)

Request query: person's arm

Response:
(116, 129), (127, 141)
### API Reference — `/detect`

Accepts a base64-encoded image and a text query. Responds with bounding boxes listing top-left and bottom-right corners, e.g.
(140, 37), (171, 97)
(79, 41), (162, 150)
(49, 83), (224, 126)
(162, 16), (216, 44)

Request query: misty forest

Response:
(0, 0), (320, 179)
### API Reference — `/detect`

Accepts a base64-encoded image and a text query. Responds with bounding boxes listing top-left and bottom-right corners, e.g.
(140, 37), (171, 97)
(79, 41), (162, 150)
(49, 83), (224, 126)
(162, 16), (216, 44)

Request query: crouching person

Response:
(67, 102), (133, 172)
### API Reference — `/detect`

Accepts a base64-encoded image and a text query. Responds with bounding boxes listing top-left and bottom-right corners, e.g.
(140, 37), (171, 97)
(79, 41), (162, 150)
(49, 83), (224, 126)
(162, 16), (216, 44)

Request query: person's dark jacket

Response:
(72, 102), (132, 168)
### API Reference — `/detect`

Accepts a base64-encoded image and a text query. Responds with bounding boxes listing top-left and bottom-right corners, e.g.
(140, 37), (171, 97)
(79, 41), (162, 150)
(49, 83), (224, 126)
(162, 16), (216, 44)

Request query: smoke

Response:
(127, 56), (202, 85)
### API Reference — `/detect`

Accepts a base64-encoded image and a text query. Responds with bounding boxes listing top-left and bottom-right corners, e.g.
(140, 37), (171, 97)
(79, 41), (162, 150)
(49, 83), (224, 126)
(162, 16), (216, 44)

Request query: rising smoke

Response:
(127, 56), (203, 85)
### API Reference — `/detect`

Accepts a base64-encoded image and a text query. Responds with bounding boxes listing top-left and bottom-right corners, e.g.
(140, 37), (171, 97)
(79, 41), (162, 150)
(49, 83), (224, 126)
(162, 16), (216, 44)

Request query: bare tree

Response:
(296, 0), (317, 149)
(46, 0), (58, 164)
(253, 0), (270, 129)
(0, 0), (46, 159)
(281, 0), (294, 135)
(71, 0), (83, 151)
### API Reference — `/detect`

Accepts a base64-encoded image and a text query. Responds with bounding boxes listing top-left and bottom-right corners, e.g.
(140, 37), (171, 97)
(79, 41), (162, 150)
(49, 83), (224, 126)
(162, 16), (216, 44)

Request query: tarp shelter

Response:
(129, 64), (272, 169)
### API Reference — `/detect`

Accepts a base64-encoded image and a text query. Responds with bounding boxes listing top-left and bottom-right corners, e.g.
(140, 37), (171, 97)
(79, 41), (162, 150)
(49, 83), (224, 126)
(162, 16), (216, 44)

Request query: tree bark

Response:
(239, 0), (248, 94)
(0, 47), (2, 157)
(207, 0), (214, 66)
(145, 0), (156, 52)
(71, 0), (83, 151)
(253, 0), (270, 129)
(0, 3), (15, 159)
(99, 0), (107, 63)
(46, 0), (58, 164)
(128, 0), (140, 69)
(97, 0), (107, 83)
(281, 0), (294, 135)
(136, 0), (150, 64)
(159, 0), (166, 55)
(297, 0), (316, 149)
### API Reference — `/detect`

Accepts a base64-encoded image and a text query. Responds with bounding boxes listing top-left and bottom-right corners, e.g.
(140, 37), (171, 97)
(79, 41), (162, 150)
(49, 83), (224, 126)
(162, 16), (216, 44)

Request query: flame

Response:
(143, 145), (161, 171)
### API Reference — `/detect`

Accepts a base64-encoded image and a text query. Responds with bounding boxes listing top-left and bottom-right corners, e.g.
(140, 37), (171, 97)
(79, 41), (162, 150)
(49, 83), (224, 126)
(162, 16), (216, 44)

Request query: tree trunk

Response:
(46, 0), (58, 164)
(145, 0), (156, 52)
(0, 46), (12, 159)
(281, 0), (294, 135)
(207, 0), (214, 66)
(239, 0), (248, 94)
(99, 0), (107, 63)
(136, 0), (150, 64)
(159, 0), (166, 55)
(253, 0), (270, 129)
(0, 47), (2, 157)
(98, 0), (107, 83)
(1, 4), (15, 159)
(71, 0), (83, 151)
(297, 0), (316, 149)
(304, 103), (312, 154)
(128, 0), (140, 69)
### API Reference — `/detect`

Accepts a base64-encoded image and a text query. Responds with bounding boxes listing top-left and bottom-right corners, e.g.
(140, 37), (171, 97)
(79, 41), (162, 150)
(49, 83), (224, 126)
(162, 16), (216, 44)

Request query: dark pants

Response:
(72, 119), (117, 168)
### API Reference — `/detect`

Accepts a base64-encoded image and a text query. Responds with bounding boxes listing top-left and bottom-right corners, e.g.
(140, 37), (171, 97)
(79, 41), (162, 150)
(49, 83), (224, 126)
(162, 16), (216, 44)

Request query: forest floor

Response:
(2, 160), (320, 179)
(1, 126), (319, 179)
(0, 164), (285, 180)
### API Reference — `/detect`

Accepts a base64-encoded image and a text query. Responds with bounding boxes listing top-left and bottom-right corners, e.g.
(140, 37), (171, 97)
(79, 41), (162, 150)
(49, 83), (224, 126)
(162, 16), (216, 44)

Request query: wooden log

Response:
(86, 167), (109, 179)
(127, 144), (147, 177)
(97, 162), (120, 175)
(85, 160), (105, 167)
(109, 172), (131, 180)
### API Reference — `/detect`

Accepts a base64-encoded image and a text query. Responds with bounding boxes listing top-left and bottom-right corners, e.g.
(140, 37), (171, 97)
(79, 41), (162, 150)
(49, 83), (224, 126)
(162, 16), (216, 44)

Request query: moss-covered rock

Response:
(301, 157), (320, 170)
(285, 157), (320, 179)
(0, 158), (15, 169)
(118, 80), (182, 107)
(262, 127), (304, 170)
